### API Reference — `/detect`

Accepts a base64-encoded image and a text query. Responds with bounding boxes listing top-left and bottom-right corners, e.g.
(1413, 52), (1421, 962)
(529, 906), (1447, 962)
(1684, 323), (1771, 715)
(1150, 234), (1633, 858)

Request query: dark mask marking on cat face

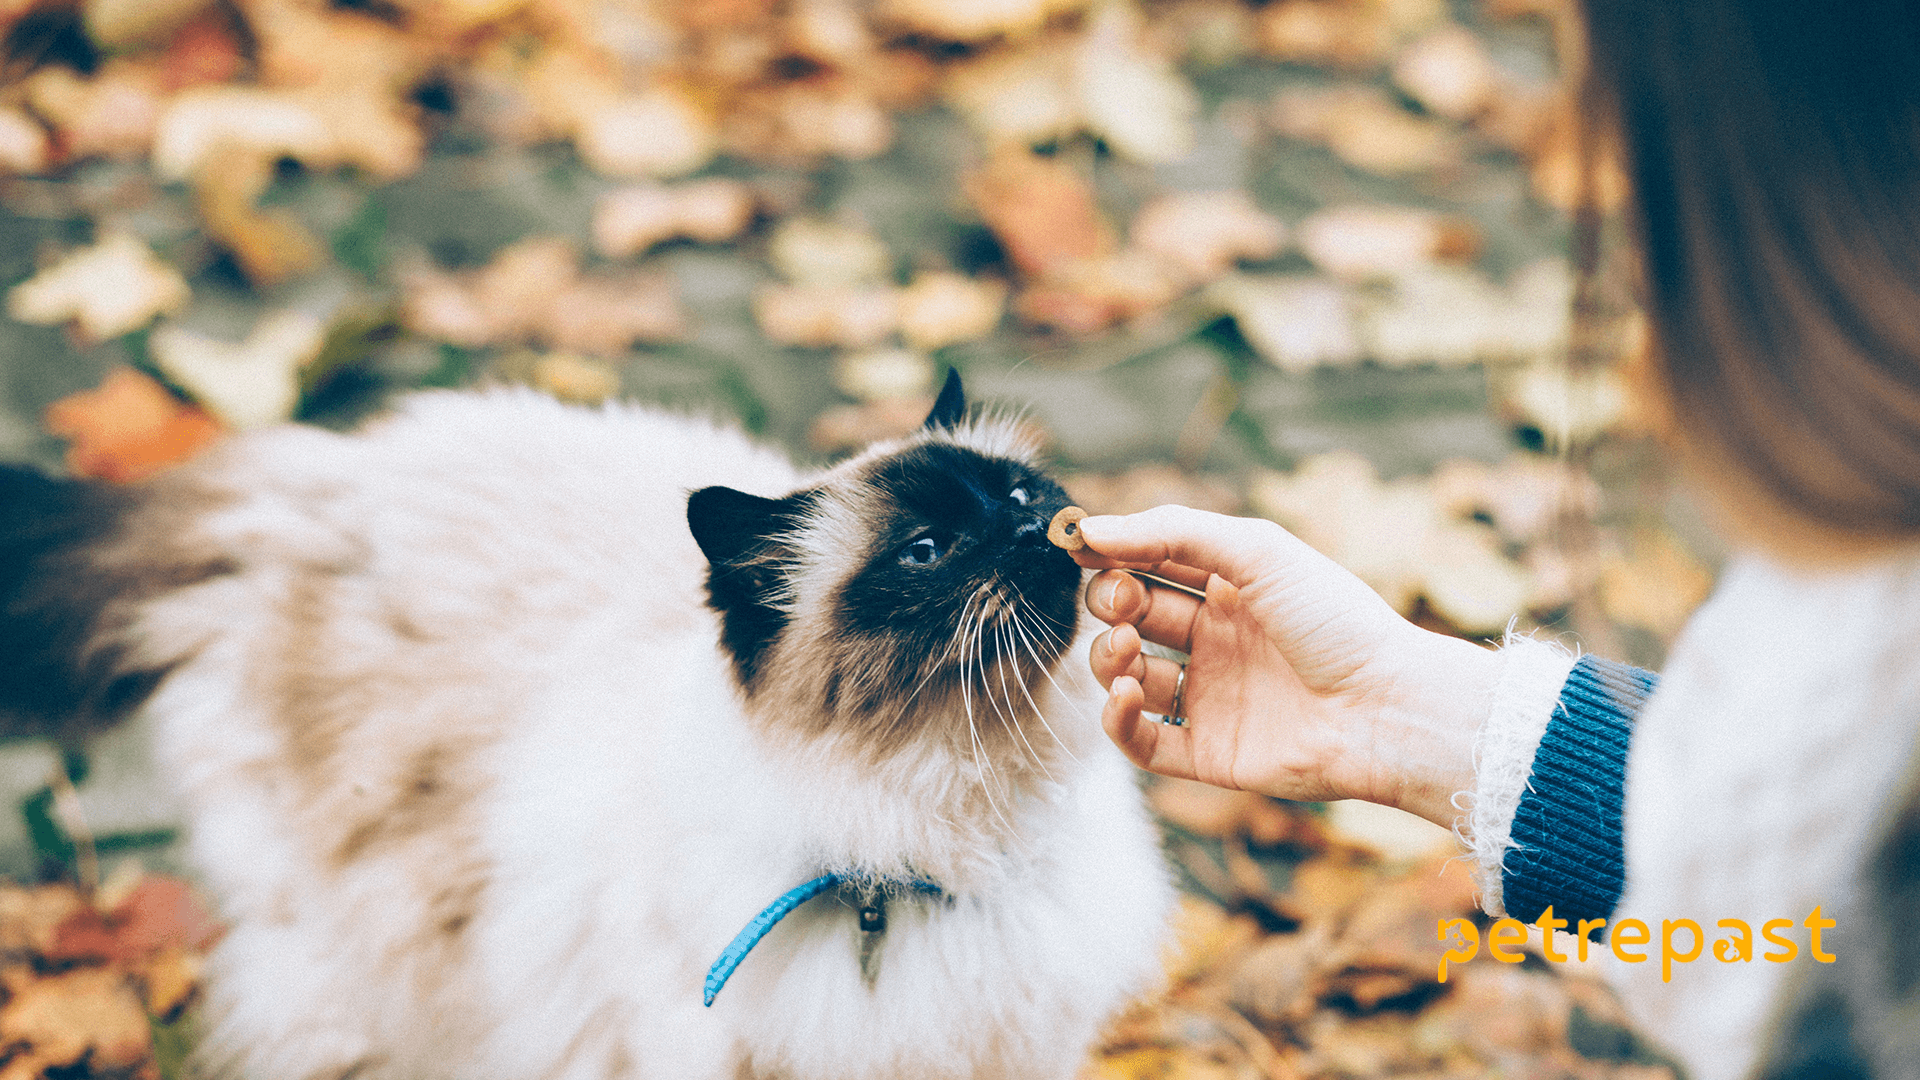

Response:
(687, 485), (820, 688)
(833, 442), (1080, 714)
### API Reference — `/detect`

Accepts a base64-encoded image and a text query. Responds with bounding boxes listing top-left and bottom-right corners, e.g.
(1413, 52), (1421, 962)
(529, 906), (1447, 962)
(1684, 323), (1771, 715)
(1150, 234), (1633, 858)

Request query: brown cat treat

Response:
(1048, 506), (1088, 551)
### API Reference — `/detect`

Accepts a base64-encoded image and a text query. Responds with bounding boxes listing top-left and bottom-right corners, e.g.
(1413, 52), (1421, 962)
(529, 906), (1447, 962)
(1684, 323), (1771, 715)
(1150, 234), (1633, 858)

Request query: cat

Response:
(0, 371), (1173, 1080)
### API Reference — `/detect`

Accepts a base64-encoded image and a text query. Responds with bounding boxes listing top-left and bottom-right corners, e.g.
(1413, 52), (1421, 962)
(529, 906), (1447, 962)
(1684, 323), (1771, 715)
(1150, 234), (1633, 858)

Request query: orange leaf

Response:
(43, 368), (226, 484)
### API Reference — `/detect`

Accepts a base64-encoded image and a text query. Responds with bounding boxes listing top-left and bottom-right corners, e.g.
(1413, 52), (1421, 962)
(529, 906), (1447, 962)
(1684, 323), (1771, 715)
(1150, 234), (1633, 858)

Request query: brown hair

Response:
(1581, 0), (1920, 551)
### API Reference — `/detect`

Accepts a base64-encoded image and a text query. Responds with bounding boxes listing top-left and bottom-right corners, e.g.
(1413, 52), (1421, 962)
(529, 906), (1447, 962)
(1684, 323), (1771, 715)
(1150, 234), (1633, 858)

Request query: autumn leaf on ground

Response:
(150, 310), (326, 429)
(896, 272), (1005, 351)
(769, 218), (893, 286)
(43, 368), (226, 483)
(1391, 23), (1500, 121)
(942, 5), (1197, 163)
(1296, 204), (1479, 282)
(529, 353), (622, 404)
(49, 875), (222, 966)
(808, 395), (936, 454)
(0, 967), (152, 1077)
(1361, 258), (1572, 367)
(878, 0), (1079, 45)
(1271, 83), (1461, 175)
(592, 179), (758, 259)
(1256, 0), (1445, 68)
(1130, 191), (1286, 285)
(1497, 354), (1630, 447)
(8, 233), (191, 342)
(0, 108), (47, 173)
(1209, 274), (1362, 373)
(24, 62), (165, 162)
(754, 284), (899, 349)
(1061, 464), (1242, 516)
(1250, 451), (1534, 634)
(834, 348), (934, 402)
(967, 150), (1115, 279)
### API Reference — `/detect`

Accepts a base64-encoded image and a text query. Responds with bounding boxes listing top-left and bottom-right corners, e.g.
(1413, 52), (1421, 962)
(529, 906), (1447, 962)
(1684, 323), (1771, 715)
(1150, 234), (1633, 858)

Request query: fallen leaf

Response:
(834, 348), (934, 402)
(575, 86), (718, 178)
(877, 0), (1077, 43)
(1131, 191), (1287, 284)
(139, 946), (202, 1020)
(531, 352), (622, 404)
(27, 61), (165, 160)
(83, 0), (216, 47)
(965, 150), (1116, 279)
(592, 178), (758, 258)
(1272, 83), (1461, 175)
(0, 968), (151, 1074)
(544, 273), (684, 356)
(1361, 259), (1572, 367)
(43, 369), (227, 483)
(1392, 23), (1499, 120)
(1250, 451), (1534, 633)
(769, 218), (893, 287)
(1150, 778), (1326, 851)
(896, 271), (1005, 351)
(0, 885), (86, 957)
(754, 283), (899, 348)
(1209, 274), (1362, 373)
(808, 395), (936, 453)
(8, 233), (191, 343)
(149, 309), (326, 429)
(1072, 3), (1199, 164)
(1430, 454), (1598, 545)
(0, 107), (48, 172)
(1061, 465), (1242, 516)
(1498, 355), (1629, 447)
(1296, 204), (1479, 282)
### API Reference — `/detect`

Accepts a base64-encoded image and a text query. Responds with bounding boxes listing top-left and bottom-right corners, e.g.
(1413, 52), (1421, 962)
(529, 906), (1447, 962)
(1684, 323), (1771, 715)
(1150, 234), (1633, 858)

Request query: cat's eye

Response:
(901, 536), (944, 566)
(1009, 486), (1031, 506)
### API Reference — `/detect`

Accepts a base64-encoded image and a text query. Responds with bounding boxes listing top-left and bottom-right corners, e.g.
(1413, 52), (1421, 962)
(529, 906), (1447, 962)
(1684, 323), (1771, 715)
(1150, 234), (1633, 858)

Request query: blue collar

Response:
(704, 872), (944, 1005)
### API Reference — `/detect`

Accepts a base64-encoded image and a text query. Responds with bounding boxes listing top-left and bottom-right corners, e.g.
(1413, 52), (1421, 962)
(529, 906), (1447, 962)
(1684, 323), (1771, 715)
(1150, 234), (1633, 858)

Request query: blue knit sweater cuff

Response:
(1499, 655), (1655, 927)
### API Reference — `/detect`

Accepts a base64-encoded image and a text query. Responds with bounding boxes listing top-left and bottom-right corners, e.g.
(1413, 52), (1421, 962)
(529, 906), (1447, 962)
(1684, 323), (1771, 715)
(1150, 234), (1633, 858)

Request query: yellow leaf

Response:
(150, 310), (326, 429)
(7, 233), (189, 342)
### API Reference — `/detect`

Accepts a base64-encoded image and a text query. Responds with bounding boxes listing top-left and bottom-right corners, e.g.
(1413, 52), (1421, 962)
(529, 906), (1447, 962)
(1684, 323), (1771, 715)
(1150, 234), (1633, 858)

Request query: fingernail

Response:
(1093, 574), (1119, 612)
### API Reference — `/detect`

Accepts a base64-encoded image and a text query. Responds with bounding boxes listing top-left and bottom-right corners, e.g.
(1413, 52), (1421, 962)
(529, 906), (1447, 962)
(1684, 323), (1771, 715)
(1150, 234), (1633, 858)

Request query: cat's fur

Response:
(0, 376), (1173, 1080)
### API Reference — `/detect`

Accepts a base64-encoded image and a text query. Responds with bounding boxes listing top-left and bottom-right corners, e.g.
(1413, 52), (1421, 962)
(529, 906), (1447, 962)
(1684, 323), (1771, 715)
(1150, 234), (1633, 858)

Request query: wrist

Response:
(1340, 627), (1505, 830)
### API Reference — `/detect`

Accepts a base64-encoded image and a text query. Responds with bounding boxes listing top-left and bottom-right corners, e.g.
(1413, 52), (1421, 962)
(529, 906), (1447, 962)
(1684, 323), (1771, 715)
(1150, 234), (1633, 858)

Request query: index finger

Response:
(1073, 505), (1305, 589)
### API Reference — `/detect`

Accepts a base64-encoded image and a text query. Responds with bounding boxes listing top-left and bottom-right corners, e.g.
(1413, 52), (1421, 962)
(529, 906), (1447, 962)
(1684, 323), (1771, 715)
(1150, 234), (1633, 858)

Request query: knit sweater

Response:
(1467, 552), (1920, 1080)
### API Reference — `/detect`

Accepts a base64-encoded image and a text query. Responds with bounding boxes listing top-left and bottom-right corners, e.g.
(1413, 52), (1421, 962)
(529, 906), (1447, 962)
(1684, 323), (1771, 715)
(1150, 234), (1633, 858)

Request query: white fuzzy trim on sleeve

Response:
(1456, 632), (1578, 916)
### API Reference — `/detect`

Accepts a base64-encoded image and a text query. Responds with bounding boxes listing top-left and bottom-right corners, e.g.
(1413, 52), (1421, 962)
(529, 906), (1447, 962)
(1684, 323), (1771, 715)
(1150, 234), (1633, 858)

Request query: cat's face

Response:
(687, 373), (1082, 751)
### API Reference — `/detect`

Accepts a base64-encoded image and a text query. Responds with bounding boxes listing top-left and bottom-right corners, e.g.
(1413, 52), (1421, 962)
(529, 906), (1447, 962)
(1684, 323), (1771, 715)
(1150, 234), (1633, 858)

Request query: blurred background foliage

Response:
(0, 0), (1708, 1074)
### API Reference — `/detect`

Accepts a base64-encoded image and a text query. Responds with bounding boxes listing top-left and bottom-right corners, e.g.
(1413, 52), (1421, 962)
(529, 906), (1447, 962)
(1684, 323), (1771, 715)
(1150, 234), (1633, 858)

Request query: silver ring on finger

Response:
(1163, 664), (1188, 727)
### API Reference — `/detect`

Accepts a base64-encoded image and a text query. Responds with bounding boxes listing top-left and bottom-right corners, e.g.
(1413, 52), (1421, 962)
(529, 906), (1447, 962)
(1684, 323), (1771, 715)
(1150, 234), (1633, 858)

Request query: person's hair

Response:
(1582, 0), (1920, 548)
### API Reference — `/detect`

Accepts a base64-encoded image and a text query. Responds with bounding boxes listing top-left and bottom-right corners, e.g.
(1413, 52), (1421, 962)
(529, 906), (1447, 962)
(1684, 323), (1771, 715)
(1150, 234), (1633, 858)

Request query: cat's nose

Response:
(1014, 519), (1048, 549)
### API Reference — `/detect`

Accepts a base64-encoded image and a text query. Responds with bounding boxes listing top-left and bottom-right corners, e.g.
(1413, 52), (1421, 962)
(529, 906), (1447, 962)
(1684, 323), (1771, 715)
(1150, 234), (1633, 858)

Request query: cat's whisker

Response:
(993, 619), (1054, 782)
(1006, 610), (1082, 767)
(1006, 614), (1082, 764)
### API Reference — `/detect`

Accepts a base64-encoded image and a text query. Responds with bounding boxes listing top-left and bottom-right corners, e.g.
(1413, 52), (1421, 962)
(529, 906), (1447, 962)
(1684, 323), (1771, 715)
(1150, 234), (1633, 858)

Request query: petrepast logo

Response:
(1436, 906), (1838, 983)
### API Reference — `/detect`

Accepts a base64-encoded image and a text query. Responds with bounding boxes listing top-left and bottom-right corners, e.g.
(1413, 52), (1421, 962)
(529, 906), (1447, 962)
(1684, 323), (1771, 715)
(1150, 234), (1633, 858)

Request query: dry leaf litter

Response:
(0, 0), (1709, 1074)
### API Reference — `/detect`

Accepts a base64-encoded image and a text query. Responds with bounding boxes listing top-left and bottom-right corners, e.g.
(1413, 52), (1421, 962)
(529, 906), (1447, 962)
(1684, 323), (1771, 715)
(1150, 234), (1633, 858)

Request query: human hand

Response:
(1074, 505), (1503, 829)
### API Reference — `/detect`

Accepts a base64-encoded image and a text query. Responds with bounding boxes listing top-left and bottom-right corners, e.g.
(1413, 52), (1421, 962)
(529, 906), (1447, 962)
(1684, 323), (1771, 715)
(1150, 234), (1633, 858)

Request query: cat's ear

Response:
(923, 368), (965, 430)
(687, 486), (815, 687)
(686, 486), (808, 571)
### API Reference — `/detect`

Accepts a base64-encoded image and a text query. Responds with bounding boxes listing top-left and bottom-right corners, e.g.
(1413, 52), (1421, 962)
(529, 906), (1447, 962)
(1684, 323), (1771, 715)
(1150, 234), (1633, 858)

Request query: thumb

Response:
(1075, 504), (1310, 589)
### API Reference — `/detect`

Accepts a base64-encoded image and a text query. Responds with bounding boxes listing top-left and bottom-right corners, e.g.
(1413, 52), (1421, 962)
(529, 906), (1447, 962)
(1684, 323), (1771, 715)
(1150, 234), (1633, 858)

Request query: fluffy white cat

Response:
(0, 373), (1173, 1080)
